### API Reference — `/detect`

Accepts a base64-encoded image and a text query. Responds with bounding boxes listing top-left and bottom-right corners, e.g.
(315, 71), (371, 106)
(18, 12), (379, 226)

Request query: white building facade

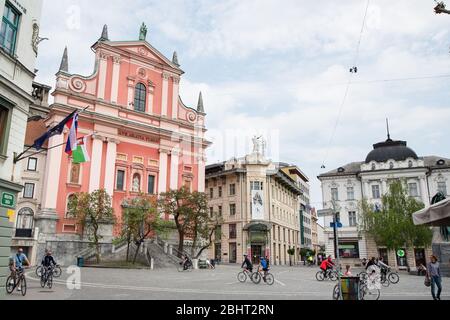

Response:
(0, 0), (44, 296)
(318, 136), (450, 270)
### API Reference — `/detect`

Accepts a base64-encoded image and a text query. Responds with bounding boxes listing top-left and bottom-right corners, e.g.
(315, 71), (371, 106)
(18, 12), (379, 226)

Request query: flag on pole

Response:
(72, 136), (90, 164)
(65, 113), (79, 156)
(32, 110), (77, 150)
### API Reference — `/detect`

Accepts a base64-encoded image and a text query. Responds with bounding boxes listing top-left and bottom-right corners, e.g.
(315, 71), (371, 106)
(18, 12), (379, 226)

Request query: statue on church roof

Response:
(139, 23), (148, 41)
(252, 135), (266, 157)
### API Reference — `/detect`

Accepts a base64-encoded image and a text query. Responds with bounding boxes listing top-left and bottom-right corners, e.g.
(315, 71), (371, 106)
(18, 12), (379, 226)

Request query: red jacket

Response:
(320, 259), (334, 270)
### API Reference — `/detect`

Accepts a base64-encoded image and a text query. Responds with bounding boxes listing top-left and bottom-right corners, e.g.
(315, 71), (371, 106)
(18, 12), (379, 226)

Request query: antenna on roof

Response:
(386, 118), (391, 141)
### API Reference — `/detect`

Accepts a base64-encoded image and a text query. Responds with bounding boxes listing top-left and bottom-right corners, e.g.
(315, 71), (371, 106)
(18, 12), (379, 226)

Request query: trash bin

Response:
(340, 277), (360, 300)
(77, 256), (84, 268)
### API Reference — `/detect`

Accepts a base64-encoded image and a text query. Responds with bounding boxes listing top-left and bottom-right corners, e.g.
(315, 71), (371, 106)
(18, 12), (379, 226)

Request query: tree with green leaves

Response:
(121, 194), (174, 263)
(68, 189), (115, 264)
(359, 180), (433, 266)
(159, 188), (221, 259)
(187, 191), (223, 259)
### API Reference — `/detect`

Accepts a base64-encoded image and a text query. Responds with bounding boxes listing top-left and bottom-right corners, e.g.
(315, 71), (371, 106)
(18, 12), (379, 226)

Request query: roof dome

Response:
(365, 138), (418, 164)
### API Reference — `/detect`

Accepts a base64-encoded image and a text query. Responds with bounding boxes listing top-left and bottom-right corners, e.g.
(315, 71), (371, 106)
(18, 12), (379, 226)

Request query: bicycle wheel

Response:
(388, 273), (399, 284)
(237, 272), (247, 283)
(332, 285), (341, 300)
(20, 277), (27, 296)
(5, 276), (15, 294)
(251, 272), (261, 284)
(177, 265), (184, 272)
(329, 271), (338, 281)
(36, 266), (43, 278)
(265, 274), (275, 286)
(53, 266), (62, 278)
(48, 274), (53, 289)
(315, 271), (325, 281)
(40, 274), (46, 288)
(361, 286), (380, 301)
(381, 278), (390, 288)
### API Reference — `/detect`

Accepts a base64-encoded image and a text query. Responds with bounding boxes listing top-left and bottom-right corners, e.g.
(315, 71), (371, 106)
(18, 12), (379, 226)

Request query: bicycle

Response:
(359, 277), (381, 300)
(316, 268), (338, 281)
(6, 268), (27, 296)
(237, 268), (255, 283)
(251, 267), (275, 285)
(40, 266), (55, 289)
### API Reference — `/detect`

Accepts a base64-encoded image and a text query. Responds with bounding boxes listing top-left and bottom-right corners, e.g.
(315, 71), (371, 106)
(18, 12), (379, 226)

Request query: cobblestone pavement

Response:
(4, 265), (449, 300)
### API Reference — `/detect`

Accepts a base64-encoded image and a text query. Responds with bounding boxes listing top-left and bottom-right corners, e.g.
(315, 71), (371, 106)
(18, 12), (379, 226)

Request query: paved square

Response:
(5, 265), (449, 300)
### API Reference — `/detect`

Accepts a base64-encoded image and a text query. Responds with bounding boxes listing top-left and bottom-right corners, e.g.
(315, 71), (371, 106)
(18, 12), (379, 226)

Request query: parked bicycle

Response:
(6, 268), (27, 296)
(237, 268), (255, 283)
(316, 268), (338, 281)
(251, 267), (275, 285)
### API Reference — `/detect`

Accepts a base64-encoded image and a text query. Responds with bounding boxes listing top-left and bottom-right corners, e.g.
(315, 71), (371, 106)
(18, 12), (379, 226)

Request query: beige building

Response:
(206, 139), (302, 266)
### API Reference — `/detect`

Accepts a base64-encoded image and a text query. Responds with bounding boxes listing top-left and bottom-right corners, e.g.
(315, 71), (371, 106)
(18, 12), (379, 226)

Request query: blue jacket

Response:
(261, 259), (268, 269)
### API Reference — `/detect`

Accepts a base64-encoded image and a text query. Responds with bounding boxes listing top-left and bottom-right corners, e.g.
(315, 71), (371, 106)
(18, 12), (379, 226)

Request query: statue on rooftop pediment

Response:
(252, 135), (267, 157)
(139, 23), (148, 41)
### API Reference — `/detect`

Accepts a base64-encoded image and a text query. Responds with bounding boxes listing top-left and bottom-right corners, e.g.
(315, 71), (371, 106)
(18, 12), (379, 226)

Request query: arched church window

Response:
(371, 163), (376, 171)
(66, 194), (78, 218)
(408, 160), (413, 168)
(70, 163), (81, 184)
(134, 83), (146, 112)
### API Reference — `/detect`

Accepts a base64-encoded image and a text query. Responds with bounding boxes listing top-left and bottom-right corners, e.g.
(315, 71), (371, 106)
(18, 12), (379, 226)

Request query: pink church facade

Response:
(38, 25), (209, 241)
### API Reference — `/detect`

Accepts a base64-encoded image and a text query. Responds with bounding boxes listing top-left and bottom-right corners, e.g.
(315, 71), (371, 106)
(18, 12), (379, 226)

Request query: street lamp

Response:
(318, 200), (342, 300)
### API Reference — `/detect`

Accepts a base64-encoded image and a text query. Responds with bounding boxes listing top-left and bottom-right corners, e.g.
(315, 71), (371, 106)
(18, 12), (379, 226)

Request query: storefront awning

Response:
(413, 198), (450, 227)
(243, 220), (273, 231)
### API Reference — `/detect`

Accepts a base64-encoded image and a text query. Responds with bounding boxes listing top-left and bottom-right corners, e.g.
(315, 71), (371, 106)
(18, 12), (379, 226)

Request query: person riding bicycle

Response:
(320, 256), (335, 278)
(260, 257), (269, 282)
(366, 257), (378, 271)
(307, 255), (314, 266)
(42, 250), (58, 275)
(377, 257), (390, 278)
(10, 248), (30, 291)
(181, 255), (192, 271)
(241, 254), (253, 273)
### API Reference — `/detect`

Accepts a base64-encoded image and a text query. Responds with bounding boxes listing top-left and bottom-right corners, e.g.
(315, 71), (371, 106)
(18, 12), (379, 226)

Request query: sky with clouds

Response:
(35, 0), (450, 210)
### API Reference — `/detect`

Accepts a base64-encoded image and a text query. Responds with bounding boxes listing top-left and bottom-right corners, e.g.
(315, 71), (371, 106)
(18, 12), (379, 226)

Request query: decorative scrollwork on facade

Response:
(70, 78), (86, 93)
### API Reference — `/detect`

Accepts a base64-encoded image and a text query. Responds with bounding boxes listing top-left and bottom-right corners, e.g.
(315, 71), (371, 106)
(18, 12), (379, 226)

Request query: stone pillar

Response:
(158, 149), (169, 194)
(420, 177), (429, 206)
(38, 132), (64, 235)
(381, 179), (388, 196)
(169, 149), (179, 191)
(89, 135), (105, 192)
(127, 77), (135, 109)
(148, 83), (155, 114)
(104, 138), (118, 196)
(97, 51), (108, 100)
(197, 153), (206, 193)
(161, 73), (170, 117)
(110, 56), (121, 104)
(172, 77), (179, 119)
(363, 181), (370, 199)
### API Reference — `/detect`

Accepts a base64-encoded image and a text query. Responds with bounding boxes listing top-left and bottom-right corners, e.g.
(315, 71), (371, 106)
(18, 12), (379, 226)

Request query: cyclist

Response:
(377, 257), (390, 279)
(320, 256), (335, 278)
(42, 250), (58, 273)
(10, 248), (30, 291)
(307, 255), (314, 266)
(260, 257), (269, 282)
(241, 254), (253, 273)
(181, 255), (192, 271)
(366, 257), (377, 271)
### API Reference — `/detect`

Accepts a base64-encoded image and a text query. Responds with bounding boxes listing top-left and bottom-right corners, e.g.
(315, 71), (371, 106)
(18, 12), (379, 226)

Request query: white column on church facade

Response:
(97, 51), (108, 100)
(170, 149), (180, 190)
(172, 77), (179, 119)
(89, 135), (105, 192)
(41, 132), (64, 212)
(110, 56), (121, 104)
(158, 149), (169, 194)
(420, 177), (429, 206)
(127, 78), (135, 109)
(161, 73), (170, 117)
(363, 181), (370, 199)
(197, 153), (206, 193)
(104, 138), (118, 196)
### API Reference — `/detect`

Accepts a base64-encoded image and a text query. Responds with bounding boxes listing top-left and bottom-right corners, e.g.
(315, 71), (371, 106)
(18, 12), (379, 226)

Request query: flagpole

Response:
(14, 106), (92, 163)
(15, 133), (95, 163)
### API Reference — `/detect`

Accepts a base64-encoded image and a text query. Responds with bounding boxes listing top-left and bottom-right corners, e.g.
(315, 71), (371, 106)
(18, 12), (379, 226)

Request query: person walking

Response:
(426, 255), (442, 300)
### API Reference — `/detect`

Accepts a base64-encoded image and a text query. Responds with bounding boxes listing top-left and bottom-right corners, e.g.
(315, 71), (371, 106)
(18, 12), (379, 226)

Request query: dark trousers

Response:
(431, 276), (442, 300)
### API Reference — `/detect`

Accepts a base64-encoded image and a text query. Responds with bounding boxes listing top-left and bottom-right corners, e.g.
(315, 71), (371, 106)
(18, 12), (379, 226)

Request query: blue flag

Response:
(33, 111), (77, 150)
